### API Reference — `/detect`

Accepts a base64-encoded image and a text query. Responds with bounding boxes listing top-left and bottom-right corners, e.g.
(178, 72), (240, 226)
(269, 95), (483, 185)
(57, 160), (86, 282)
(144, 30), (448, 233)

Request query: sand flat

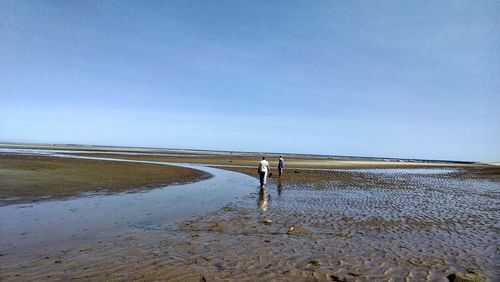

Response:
(0, 153), (210, 205)
(0, 147), (498, 281)
(61, 152), (482, 170)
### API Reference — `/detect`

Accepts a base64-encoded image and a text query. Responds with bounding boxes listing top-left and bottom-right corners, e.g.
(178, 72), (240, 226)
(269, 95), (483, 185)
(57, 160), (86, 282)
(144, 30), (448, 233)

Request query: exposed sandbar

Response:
(0, 153), (210, 206)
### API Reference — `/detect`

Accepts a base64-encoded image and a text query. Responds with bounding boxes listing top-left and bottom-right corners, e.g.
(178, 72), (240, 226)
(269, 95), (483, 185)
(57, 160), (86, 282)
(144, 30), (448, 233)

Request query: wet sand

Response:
(0, 147), (498, 281)
(0, 155), (257, 281)
(0, 153), (210, 206)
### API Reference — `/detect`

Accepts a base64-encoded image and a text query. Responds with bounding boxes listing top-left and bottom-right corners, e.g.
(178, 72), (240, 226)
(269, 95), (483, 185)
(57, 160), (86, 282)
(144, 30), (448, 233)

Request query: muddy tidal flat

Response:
(0, 145), (499, 281)
(0, 153), (210, 206)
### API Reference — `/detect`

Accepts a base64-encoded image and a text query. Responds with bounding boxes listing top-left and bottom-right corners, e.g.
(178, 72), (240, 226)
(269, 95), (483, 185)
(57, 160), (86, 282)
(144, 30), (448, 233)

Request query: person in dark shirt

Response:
(278, 156), (284, 177)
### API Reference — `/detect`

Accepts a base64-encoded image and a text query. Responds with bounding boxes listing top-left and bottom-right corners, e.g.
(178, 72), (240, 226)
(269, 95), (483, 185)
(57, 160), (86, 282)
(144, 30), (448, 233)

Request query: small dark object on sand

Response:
(447, 269), (486, 282)
(294, 170), (301, 173)
(269, 172), (273, 178)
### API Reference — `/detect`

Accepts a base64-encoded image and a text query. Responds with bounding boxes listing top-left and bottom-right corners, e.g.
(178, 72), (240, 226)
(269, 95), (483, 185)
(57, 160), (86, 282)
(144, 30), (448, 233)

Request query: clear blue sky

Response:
(1, 1), (499, 161)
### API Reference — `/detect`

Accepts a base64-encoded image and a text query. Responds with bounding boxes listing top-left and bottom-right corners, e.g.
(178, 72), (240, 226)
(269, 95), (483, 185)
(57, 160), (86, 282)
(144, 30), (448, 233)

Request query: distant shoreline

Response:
(0, 142), (486, 165)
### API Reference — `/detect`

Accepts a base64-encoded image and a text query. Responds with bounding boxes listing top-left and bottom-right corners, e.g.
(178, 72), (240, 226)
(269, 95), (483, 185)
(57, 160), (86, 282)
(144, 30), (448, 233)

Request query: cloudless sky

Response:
(1, 1), (499, 161)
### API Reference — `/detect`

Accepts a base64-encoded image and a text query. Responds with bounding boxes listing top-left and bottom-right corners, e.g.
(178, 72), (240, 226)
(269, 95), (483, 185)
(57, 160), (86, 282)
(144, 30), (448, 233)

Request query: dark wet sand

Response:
(0, 153), (210, 206)
(0, 148), (498, 281)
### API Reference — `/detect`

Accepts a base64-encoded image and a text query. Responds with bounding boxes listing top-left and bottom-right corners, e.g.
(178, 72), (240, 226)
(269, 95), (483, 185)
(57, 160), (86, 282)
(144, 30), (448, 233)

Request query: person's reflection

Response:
(277, 179), (283, 197)
(258, 186), (268, 212)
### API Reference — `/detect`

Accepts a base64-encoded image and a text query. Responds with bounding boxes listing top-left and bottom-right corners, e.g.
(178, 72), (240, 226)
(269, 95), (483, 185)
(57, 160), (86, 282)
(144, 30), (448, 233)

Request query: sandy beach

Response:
(0, 146), (498, 281)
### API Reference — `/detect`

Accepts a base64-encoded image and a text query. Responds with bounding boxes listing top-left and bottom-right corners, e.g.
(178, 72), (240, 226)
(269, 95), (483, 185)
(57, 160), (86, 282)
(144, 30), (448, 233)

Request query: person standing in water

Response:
(278, 156), (284, 177)
(257, 156), (270, 186)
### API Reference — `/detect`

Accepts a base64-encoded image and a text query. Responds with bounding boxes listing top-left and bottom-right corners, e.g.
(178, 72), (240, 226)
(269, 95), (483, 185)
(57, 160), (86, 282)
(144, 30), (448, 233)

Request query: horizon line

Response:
(0, 141), (484, 164)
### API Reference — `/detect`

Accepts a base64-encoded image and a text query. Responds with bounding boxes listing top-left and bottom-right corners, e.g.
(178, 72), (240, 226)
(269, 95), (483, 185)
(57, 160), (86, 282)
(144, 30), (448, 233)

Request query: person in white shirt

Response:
(257, 156), (270, 186)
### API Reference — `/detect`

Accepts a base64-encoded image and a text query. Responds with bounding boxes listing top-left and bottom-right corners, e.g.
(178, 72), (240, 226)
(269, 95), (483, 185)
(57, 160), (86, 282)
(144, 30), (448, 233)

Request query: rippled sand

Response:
(166, 167), (498, 281)
(1, 167), (497, 281)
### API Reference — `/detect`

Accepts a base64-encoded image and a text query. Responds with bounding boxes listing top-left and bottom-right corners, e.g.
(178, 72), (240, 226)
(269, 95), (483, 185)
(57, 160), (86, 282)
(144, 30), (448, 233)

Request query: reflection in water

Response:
(258, 186), (269, 212)
(276, 179), (283, 196)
